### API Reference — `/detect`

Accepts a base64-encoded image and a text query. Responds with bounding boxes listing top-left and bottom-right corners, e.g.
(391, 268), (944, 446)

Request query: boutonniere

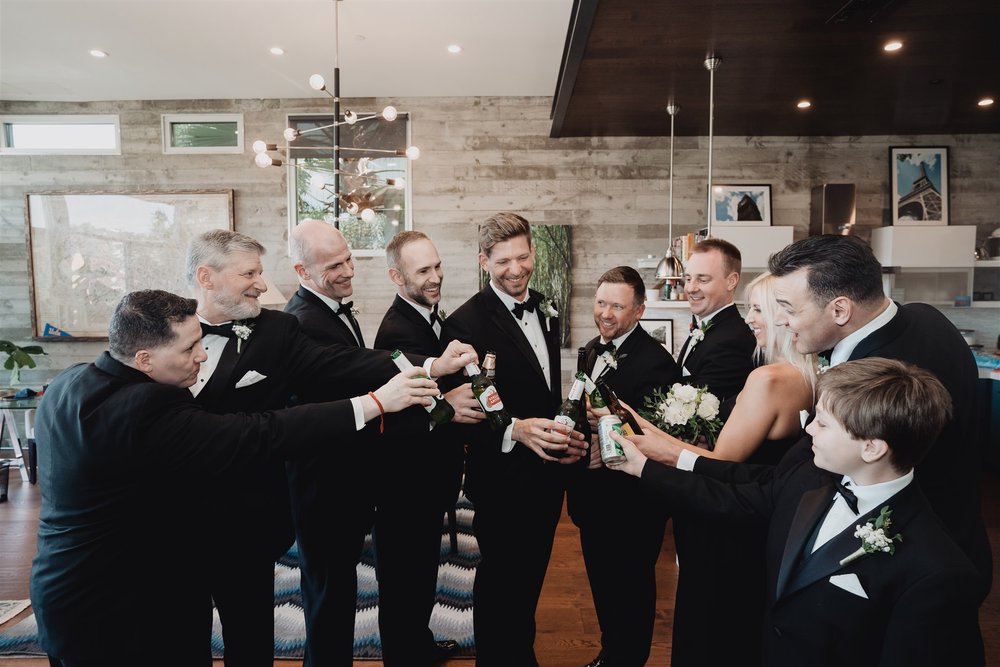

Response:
(688, 319), (713, 346)
(839, 505), (903, 566)
(232, 321), (254, 354)
(539, 297), (558, 319)
(437, 308), (448, 321)
(817, 355), (831, 375)
(351, 306), (360, 318)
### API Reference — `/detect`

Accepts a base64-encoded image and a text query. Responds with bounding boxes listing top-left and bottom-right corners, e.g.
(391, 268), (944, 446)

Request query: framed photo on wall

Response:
(639, 318), (674, 355)
(890, 146), (949, 226)
(711, 184), (772, 227)
(25, 190), (234, 340)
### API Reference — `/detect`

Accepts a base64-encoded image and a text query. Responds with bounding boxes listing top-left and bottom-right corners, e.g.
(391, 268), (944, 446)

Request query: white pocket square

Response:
(235, 370), (267, 389)
(829, 573), (868, 599)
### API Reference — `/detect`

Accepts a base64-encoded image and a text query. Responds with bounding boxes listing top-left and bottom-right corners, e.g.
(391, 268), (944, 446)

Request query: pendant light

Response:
(655, 103), (684, 280)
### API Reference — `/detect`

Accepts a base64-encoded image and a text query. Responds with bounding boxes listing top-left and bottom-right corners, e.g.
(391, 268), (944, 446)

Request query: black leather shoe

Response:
(432, 639), (459, 663)
(583, 651), (610, 667)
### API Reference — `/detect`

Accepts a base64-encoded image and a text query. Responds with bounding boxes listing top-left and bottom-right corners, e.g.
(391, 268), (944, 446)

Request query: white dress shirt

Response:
(812, 471), (913, 552)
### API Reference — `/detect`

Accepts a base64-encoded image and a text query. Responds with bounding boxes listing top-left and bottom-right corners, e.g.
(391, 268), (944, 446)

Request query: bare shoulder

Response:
(745, 363), (811, 404)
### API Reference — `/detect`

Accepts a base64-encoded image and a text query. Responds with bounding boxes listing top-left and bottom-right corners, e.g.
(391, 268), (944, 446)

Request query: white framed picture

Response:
(711, 184), (772, 227)
(890, 146), (948, 226)
(639, 318), (674, 355)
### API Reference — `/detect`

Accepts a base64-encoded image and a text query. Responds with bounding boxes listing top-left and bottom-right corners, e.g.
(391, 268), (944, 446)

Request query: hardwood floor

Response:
(2, 471), (998, 666)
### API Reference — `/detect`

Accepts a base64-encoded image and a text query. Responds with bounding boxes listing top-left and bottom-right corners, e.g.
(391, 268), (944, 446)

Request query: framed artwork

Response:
(890, 146), (949, 226)
(25, 190), (234, 340)
(711, 184), (772, 227)
(639, 318), (674, 355)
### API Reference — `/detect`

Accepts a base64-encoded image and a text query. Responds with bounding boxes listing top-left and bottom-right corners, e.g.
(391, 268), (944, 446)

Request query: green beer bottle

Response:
(465, 361), (512, 432)
(549, 371), (587, 458)
(390, 350), (455, 426)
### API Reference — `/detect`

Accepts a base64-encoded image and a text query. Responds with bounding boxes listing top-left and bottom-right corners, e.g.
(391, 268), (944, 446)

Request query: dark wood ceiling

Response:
(550, 0), (1000, 137)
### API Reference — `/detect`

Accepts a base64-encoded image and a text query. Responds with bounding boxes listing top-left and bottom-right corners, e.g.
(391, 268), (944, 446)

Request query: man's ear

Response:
(195, 265), (214, 290)
(292, 262), (309, 281)
(830, 296), (853, 326)
(860, 437), (890, 464)
(478, 252), (489, 273)
(725, 271), (740, 293)
(133, 350), (154, 375)
(388, 267), (405, 288)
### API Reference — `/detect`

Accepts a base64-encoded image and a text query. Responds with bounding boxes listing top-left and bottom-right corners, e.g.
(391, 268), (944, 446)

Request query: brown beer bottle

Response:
(576, 347), (593, 441)
(596, 381), (644, 436)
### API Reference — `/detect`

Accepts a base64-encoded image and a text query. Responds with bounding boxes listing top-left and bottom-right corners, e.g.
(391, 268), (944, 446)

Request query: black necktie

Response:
(337, 301), (365, 346)
(593, 340), (615, 356)
(511, 297), (536, 320)
(201, 322), (235, 338)
(835, 480), (860, 515)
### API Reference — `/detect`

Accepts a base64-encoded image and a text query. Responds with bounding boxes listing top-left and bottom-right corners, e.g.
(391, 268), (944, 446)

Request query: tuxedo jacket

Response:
(30, 353), (357, 661)
(639, 458), (985, 667)
(441, 285), (563, 503)
(284, 285), (365, 356)
(694, 302), (992, 591)
(675, 302), (755, 404)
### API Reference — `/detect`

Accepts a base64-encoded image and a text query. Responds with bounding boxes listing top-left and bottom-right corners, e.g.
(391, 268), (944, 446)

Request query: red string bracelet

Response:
(367, 391), (385, 434)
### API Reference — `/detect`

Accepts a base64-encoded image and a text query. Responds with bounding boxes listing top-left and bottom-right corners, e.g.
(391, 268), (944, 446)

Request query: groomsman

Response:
(186, 228), (476, 666)
(567, 266), (679, 667)
(371, 230), (482, 665)
(441, 212), (586, 667)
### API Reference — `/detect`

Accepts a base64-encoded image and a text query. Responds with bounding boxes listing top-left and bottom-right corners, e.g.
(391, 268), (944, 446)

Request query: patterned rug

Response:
(0, 495), (479, 659)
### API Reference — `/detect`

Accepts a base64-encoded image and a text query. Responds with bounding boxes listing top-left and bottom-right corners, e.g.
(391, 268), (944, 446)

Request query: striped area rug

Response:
(0, 495), (479, 659)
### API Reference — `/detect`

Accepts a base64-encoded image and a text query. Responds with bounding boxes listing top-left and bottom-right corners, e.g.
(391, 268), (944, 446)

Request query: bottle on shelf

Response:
(596, 381), (644, 436)
(390, 350), (455, 426)
(465, 361), (512, 432)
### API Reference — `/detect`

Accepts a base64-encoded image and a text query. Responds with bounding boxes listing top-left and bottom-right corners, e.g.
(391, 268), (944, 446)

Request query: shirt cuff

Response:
(501, 418), (518, 453)
(350, 397), (366, 431)
(423, 357), (437, 378)
(677, 448), (699, 471)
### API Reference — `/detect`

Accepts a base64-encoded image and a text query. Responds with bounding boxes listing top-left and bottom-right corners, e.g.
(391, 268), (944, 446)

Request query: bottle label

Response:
(568, 378), (585, 401)
(478, 385), (504, 412)
(553, 414), (575, 430)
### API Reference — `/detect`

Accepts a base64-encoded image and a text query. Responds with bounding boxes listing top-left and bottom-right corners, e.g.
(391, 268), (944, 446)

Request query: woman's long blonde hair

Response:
(744, 272), (817, 391)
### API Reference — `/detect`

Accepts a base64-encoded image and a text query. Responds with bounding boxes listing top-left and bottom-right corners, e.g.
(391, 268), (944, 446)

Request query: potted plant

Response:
(0, 340), (46, 387)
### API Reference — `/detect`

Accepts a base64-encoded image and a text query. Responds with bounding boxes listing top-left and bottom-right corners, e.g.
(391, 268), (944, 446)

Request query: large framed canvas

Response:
(890, 146), (948, 226)
(639, 318), (674, 355)
(711, 184), (772, 227)
(25, 190), (234, 340)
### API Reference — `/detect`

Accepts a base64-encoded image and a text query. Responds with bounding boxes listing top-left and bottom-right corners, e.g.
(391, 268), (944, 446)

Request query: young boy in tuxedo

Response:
(611, 357), (984, 667)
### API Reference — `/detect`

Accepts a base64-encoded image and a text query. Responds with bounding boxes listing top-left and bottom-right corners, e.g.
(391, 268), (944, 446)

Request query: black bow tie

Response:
(511, 298), (536, 320)
(593, 340), (615, 356)
(337, 301), (355, 317)
(201, 322), (235, 338)
(689, 314), (698, 332)
(429, 305), (440, 325)
(835, 480), (860, 515)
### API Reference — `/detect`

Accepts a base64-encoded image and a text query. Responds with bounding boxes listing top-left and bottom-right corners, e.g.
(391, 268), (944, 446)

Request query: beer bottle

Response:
(390, 350), (455, 426)
(549, 371), (587, 458)
(483, 350), (497, 379)
(466, 362), (512, 432)
(575, 347), (593, 442)
(597, 381), (644, 436)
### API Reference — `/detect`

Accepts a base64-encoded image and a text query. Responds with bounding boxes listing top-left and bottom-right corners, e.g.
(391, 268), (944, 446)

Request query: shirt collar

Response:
(301, 283), (346, 315)
(398, 293), (436, 326)
(694, 301), (736, 326)
(197, 314), (232, 327)
(602, 323), (638, 348)
(841, 469), (913, 517)
(829, 300), (897, 367)
(490, 280), (531, 312)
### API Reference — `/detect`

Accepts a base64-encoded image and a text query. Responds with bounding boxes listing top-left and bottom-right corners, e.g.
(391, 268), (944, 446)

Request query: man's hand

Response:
(511, 418), (587, 463)
(605, 432), (648, 477)
(367, 367), (438, 417)
(631, 432), (684, 467)
(444, 383), (485, 424)
(430, 340), (478, 377)
(586, 435), (603, 470)
(587, 400), (610, 431)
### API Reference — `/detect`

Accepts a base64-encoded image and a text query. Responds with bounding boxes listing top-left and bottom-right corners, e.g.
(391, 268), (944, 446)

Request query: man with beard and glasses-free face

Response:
(30, 290), (438, 667)
(567, 266), (679, 667)
(441, 212), (587, 667)
(369, 231), (483, 665)
(186, 229), (477, 667)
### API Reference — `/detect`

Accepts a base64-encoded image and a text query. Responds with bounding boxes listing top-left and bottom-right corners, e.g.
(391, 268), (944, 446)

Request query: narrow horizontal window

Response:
(161, 113), (244, 154)
(1, 115), (121, 155)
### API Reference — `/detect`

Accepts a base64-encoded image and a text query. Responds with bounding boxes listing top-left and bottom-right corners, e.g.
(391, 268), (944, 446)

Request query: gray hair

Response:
(185, 230), (266, 286)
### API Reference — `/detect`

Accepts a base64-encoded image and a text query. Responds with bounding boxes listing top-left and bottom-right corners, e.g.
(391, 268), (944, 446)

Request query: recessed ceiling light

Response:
(447, 44), (462, 54)
(978, 97), (995, 107)
(270, 47), (285, 56)
(89, 49), (108, 58)
(797, 100), (812, 109)
(883, 40), (903, 52)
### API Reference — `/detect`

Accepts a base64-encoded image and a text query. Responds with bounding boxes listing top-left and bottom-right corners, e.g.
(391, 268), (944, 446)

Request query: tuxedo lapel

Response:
(294, 286), (361, 347)
(848, 303), (907, 361)
(776, 483), (834, 599)
(198, 337), (241, 404)
(482, 286), (547, 384)
(392, 295), (443, 352)
(537, 305), (560, 395)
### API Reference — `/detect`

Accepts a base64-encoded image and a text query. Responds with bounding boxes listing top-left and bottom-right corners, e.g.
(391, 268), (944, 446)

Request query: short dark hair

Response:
(768, 235), (883, 307)
(597, 266), (646, 306)
(817, 358), (952, 473)
(109, 290), (198, 362)
(479, 212), (532, 256)
(385, 230), (431, 270)
(692, 237), (742, 276)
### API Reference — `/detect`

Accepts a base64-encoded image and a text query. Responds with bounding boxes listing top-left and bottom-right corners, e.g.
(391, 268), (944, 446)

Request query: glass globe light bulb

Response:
(382, 106), (398, 121)
(347, 202), (360, 215)
(283, 128), (298, 142)
(309, 74), (326, 91)
(252, 140), (268, 154)
(393, 177), (406, 189)
(254, 152), (273, 168)
(405, 146), (420, 160)
(344, 110), (358, 125)
(360, 208), (376, 223)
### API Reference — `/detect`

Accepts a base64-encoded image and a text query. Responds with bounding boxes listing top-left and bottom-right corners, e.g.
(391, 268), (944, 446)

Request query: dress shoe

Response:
(431, 639), (459, 663)
(583, 650), (610, 667)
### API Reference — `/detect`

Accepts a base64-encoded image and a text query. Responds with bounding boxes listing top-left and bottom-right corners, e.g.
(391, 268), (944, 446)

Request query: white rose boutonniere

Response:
(839, 505), (902, 566)
(817, 354), (831, 375)
(232, 321), (254, 354)
(351, 306), (360, 318)
(537, 296), (558, 332)
(688, 319), (714, 350)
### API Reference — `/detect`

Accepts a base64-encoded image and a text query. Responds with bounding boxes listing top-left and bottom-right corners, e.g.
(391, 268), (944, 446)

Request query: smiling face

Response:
(392, 238), (443, 308)
(296, 229), (355, 301)
(593, 281), (644, 341)
(772, 268), (842, 354)
(806, 397), (866, 477)
(684, 249), (738, 318)
(480, 234), (534, 300)
(201, 250), (266, 321)
(744, 284), (768, 348)
(140, 316), (208, 388)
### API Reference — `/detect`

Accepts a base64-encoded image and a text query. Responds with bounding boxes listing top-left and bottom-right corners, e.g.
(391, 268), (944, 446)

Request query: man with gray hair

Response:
(30, 289), (439, 667)
(186, 229), (476, 666)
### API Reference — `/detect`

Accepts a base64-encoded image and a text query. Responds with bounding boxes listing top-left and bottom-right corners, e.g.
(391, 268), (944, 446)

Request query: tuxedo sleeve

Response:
(639, 458), (774, 526)
(692, 432), (814, 483)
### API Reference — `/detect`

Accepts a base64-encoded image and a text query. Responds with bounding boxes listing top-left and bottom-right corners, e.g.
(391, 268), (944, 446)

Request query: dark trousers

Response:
(468, 474), (565, 667)
(210, 549), (278, 667)
(569, 467), (668, 667)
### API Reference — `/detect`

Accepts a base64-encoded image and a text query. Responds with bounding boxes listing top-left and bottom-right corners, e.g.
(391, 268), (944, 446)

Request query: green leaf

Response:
(20, 346), (45, 355)
(3, 357), (13, 370)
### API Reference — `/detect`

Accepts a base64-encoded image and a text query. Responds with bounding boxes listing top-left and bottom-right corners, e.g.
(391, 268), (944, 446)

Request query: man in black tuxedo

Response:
(371, 230), (484, 665)
(613, 358), (984, 667)
(187, 229), (476, 666)
(30, 290), (438, 667)
(441, 212), (587, 667)
(567, 266), (679, 667)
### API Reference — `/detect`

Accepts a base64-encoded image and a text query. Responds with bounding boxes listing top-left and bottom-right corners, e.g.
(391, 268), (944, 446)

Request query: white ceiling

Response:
(0, 0), (573, 102)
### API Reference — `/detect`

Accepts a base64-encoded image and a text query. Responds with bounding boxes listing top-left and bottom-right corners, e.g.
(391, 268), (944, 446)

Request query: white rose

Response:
(663, 402), (688, 426)
(673, 384), (699, 403)
(697, 392), (721, 420)
(677, 400), (697, 423)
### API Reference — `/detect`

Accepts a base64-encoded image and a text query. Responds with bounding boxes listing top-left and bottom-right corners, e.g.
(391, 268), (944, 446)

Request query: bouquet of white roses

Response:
(640, 383), (723, 447)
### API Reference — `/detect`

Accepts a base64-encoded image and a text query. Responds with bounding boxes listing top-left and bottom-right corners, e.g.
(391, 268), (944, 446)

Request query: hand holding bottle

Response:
(364, 367), (439, 418)
(429, 340), (478, 377)
(605, 430), (647, 477)
(511, 418), (587, 463)
(444, 383), (486, 424)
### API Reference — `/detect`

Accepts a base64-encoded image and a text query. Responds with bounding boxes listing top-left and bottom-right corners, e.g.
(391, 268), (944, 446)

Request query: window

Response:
(161, 114), (244, 154)
(0, 115), (121, 155)
(286, 112), (412, 255)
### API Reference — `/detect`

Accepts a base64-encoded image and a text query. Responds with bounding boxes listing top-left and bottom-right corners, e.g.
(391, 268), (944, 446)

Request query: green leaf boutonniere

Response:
(839, 505), (903, 566)
(232, 321), (254, 354)
(539, 297), (558, 320)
